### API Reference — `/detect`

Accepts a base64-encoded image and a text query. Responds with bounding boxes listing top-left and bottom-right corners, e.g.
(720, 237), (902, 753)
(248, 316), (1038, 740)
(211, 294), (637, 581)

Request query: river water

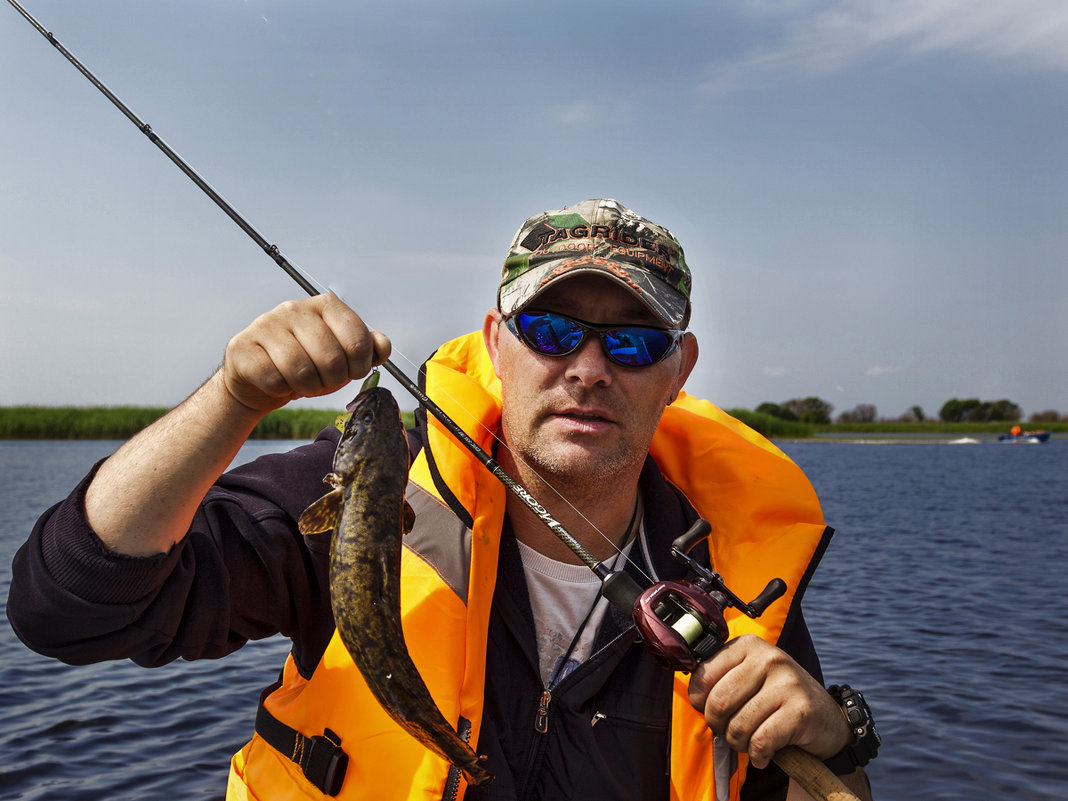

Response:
(1, 435), (1066, 799)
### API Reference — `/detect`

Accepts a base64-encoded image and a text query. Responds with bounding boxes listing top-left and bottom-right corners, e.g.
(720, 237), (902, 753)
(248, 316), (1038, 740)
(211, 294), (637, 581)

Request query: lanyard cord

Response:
(545, 495), (641, 689)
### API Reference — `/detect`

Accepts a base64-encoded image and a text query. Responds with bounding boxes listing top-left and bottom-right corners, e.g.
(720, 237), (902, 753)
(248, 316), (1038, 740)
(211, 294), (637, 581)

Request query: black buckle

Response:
(254, 678), (350, 796)
(301, 728), (348, 796)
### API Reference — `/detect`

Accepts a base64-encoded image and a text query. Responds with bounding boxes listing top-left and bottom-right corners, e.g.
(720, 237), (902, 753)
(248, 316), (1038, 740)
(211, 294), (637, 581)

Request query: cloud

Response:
(701, 0), (1068, 94)
(554, 102), (599, 127)
(866, 365), (902, 377)
(549, 98), (640, 127)
(763, 366), (795, 377)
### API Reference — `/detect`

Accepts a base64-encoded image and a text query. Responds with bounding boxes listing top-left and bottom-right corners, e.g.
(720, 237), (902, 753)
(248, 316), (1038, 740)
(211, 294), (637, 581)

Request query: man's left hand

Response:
(687, 634), (851, 769)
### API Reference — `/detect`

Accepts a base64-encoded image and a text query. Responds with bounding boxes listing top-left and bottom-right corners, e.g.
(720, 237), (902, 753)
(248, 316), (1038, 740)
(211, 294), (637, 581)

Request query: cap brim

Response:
(498, 255), (689, 328)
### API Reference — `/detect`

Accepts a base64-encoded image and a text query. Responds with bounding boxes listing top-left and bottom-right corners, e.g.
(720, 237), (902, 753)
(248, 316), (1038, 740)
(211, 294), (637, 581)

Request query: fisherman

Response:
(8, 199), (878, 800)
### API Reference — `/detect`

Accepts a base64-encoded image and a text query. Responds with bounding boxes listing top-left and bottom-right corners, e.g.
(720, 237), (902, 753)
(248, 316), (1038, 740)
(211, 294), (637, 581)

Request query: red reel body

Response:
(632, 580), (730, 672)
(613, 519), (786, 673)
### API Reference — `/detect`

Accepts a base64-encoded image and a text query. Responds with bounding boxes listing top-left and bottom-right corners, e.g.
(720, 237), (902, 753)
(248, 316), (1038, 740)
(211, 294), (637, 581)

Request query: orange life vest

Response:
(226, 331), (829, 801)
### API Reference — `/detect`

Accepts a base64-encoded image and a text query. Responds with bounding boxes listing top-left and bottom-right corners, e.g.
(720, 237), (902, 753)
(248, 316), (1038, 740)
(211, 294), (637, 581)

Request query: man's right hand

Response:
(222, 293), (391, 412)
(84, 295), (390, 557)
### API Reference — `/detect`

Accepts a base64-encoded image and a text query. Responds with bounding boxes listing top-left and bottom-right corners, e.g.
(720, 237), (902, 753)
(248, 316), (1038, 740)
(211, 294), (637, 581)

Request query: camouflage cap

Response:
(497, 198), (692, 328)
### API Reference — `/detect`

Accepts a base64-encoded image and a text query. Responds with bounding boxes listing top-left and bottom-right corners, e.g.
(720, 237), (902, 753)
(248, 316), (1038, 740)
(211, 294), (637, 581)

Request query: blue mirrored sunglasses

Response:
(504, 310), (683, 368)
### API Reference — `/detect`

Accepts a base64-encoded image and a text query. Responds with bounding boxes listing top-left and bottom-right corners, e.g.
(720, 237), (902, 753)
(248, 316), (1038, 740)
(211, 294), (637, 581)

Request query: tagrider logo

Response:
(535, 224), (676, 260)
(529, 223), (691, 293)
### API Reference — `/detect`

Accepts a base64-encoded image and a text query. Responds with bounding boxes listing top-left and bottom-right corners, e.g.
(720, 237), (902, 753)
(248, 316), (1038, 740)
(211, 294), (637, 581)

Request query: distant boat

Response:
(998, 429), (1051, 443)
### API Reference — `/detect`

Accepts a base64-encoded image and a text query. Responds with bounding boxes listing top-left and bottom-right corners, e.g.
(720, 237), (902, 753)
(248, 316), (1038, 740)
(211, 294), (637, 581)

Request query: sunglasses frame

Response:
(503, 309), (684, 368)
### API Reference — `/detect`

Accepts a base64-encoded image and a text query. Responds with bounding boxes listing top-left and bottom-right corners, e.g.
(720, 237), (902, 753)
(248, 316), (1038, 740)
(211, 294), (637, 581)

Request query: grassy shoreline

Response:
(0, 406), (351, 440)
(3, 405), (1061, 441)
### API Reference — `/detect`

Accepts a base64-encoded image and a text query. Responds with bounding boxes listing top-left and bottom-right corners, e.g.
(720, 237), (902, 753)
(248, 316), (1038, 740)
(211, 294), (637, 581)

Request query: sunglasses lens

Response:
(603, 328), (674, 366)
(513, 312), (678, 367)
(517, 313), (585, 355)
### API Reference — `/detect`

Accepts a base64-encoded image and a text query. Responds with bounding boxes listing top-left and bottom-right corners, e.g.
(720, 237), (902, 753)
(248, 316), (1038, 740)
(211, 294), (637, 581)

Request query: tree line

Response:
(755, 397), (1066, 425)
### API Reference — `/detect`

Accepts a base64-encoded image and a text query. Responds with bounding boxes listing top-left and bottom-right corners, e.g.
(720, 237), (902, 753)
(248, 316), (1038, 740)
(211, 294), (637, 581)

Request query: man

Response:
(8, 199), (876, 800)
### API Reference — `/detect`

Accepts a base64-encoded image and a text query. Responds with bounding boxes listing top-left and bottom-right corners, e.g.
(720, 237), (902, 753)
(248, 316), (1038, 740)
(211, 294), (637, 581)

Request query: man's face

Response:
(484, 274), (697, 490)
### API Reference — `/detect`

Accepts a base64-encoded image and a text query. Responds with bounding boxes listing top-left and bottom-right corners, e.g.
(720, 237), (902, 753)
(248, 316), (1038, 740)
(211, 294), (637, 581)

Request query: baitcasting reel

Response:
(603, 519), (786, 672)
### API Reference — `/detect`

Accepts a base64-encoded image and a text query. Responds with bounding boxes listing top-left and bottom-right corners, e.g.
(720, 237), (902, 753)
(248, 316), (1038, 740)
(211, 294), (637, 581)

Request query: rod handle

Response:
(772, 746), (863, 801)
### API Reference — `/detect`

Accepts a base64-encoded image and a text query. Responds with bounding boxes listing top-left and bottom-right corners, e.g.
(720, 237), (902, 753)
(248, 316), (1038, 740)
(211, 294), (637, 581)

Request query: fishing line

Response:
(8, 0), (648, 585)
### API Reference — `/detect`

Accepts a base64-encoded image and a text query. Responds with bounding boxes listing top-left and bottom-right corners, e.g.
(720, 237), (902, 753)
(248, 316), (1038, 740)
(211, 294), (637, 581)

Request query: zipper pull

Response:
(534, 690), (551, 734)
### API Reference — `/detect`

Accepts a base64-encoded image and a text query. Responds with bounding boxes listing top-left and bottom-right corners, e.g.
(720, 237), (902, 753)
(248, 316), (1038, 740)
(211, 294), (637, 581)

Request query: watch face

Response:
(826, 685), (880, 769)
(843, 694), (869, 737)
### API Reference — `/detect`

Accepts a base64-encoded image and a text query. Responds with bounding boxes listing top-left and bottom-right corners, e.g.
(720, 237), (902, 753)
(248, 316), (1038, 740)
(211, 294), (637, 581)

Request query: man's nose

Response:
(563, 334), (612, 386)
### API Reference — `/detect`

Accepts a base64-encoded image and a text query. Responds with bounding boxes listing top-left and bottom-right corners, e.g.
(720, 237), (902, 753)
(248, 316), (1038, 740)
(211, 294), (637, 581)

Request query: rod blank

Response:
(6, 0), (604, 573)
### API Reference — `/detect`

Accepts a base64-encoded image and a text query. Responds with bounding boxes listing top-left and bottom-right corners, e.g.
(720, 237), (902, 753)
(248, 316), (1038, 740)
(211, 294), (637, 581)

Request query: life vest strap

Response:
(254, 679), (349, 796)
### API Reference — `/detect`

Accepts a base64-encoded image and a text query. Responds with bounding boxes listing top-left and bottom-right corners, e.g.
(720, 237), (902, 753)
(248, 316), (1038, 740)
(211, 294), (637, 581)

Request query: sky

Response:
(2, 0), (1066, 421)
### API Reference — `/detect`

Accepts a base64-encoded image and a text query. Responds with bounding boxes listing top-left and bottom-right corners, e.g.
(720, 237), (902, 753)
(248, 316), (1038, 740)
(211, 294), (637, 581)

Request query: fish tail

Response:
(462, 758), (493, 787)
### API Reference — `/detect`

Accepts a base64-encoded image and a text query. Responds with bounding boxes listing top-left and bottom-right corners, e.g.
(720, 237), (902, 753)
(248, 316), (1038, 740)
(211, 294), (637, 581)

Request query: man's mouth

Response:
(550, 407), (616, 431)
(562, 410), (606, 421)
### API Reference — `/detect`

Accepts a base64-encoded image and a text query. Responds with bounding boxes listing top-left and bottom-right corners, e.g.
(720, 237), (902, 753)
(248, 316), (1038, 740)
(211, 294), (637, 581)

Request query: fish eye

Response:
(361, 411), (375, 424)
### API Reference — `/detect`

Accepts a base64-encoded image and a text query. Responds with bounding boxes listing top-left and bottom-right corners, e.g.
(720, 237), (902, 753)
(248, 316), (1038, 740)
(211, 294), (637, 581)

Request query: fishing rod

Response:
(5, 0), (608, 577)
(9, 7), (862, 799)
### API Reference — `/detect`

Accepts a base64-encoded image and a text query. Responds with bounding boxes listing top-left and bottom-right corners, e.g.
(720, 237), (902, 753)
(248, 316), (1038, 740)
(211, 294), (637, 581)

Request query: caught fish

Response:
(298, 385), (492, 787)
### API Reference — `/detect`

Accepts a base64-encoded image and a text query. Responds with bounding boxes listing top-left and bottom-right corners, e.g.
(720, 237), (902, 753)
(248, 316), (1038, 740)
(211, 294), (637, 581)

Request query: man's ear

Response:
(670, 333), (699, 403)
(483, 309), (504, 377)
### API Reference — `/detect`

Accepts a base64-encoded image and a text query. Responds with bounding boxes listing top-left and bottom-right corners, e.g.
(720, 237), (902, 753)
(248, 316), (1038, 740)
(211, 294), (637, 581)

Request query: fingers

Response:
(688, 636), (850, 770)
(223, 294), (391, 412)
(320, 294), (392, 374)
(687, 637), (783, 768)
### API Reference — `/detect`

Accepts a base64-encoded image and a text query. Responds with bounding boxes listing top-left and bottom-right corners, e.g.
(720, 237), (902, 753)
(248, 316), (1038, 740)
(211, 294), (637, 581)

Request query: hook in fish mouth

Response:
(344, 372), (383, 413)
(352, 370), (381, 400)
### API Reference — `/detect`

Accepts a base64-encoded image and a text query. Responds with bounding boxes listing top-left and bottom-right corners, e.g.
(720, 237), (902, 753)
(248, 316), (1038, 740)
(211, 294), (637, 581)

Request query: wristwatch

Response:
(823, 684), (880, 775)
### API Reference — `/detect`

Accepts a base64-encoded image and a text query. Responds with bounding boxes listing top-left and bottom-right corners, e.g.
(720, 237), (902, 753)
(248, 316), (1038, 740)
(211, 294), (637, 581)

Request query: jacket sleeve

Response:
(6, 428), (342, 674)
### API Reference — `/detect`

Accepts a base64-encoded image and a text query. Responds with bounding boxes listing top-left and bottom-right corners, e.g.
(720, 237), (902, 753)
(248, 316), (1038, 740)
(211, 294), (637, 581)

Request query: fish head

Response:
(332, 386), (406, 481)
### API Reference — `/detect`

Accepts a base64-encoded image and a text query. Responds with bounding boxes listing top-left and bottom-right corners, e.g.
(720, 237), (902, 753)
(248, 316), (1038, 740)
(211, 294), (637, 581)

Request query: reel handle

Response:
(747, 578), (787, 617)
(671, 518), (713, 555)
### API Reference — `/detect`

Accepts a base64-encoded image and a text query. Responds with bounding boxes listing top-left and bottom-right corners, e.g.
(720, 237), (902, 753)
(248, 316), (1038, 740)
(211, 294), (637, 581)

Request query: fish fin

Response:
(402, 500), (416, 535)
(298, 488), (344, 535)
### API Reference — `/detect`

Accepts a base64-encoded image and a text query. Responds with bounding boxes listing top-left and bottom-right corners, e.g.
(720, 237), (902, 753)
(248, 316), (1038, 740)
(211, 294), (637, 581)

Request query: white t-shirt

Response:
(517, 530), (638, 687)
